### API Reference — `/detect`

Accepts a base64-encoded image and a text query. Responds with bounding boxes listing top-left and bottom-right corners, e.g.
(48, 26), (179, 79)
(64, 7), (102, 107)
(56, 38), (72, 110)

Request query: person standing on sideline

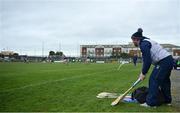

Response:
(133, 54), (138, 66)
(131, 28), (174, 107)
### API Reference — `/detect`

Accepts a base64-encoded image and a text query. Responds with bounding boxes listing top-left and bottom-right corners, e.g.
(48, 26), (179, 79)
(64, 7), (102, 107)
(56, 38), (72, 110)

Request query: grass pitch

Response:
(0, 62), (178, 112)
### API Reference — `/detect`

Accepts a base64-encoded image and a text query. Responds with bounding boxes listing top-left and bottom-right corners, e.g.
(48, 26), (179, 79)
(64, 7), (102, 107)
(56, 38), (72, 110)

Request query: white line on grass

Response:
(117, 63), (124, 70)
(0, 68), (116, 93)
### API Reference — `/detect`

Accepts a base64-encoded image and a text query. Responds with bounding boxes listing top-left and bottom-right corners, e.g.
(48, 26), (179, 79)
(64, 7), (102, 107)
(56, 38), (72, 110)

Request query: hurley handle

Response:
(132, 78), (141, 88)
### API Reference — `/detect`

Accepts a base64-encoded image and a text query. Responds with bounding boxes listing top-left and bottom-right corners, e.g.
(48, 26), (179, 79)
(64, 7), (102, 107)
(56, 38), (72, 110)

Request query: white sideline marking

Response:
(117, 63), (124, 70)
(0, 68), (115, 93)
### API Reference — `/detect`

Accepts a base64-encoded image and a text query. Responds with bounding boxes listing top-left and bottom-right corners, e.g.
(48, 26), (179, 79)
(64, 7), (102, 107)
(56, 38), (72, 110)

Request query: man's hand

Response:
(139, 72), (146, 81)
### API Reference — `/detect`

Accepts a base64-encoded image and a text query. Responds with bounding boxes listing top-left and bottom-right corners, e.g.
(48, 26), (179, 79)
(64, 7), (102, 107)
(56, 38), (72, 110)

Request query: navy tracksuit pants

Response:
(146, 55), (174, 106)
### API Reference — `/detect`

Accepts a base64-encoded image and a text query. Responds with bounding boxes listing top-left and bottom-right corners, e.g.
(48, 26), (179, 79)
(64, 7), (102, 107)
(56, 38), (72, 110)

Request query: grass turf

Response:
(0, 62), (178, 112)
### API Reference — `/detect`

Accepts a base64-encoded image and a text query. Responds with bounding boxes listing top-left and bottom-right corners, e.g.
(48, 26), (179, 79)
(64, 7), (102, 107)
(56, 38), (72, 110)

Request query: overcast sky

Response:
(0, 0), (180, 56)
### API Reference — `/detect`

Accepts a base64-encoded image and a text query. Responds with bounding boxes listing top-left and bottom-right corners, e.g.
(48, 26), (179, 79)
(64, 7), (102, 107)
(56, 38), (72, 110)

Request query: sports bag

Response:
(131, 86), (148, 104)
(131, 86), (165, 105)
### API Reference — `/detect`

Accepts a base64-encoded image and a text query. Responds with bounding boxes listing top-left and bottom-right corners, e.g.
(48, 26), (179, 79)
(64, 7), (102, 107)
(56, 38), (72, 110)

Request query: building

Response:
(0, 51), (14, 56)
(80, 44), (140, 58)
(160, 44), (180, 57)
(80, 43), (180, 58)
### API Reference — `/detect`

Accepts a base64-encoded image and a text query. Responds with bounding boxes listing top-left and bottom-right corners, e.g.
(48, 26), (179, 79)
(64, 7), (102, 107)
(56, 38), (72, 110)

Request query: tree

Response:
(0, 53), (4, 58)
(56, 51), (63, 56)
(13, 53), (19, 59)
(13, 53), (19, 56)
(49, 51), (55, 56)
(111, 51), (121, 58)
(120, 53), (129, 58)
